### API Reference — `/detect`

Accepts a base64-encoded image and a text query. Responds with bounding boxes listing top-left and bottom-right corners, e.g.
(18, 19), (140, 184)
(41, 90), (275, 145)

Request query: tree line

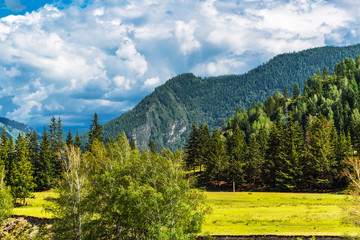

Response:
(185, 57), (360, 192)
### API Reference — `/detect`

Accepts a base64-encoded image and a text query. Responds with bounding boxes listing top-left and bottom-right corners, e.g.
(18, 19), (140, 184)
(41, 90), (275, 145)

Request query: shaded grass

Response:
(202, 192), (360, 236)
(12, 189), (57, 218)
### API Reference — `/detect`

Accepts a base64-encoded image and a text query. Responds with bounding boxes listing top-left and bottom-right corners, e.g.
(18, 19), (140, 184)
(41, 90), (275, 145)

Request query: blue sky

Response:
(0, 0), (359, 131)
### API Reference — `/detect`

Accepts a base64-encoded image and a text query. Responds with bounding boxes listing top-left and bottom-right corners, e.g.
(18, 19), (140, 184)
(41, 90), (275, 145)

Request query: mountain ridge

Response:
(101, 44), (360, 150)
(0, 117), (34, 139)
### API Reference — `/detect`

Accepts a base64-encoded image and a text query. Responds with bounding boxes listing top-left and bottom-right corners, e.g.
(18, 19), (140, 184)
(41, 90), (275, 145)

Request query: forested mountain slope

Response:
(185, 56), (360, 191)
(103, 44), (360, 149)
(0, 117), (34, 139)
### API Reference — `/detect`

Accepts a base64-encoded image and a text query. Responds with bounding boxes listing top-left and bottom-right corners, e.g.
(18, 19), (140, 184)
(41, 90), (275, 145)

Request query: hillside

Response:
(102, 44), (360, 149)
(0, 117), (34, 139)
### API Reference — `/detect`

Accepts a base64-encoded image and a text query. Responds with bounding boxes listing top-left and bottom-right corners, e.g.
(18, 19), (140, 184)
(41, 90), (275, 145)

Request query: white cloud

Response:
(0, 0), (359, 128)
(143, 77), (161, 89)
(175, 20), (201, 55)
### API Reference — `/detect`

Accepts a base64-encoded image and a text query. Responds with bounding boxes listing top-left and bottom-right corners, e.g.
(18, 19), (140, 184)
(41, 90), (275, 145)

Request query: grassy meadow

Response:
(11, 190), (360, 236)
(203, 191), (360, 236)
(12, 189), (57, 218)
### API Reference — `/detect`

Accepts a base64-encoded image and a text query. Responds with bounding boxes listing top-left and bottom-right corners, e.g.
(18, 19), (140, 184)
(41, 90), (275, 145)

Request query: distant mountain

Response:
(102, 44), (360, 150)
(0, 117), (34, 139)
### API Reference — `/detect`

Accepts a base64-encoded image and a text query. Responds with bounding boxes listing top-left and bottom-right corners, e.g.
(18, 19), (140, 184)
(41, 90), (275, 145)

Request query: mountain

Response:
(0, 117), (34, 139)
(102, 44), (360, 150)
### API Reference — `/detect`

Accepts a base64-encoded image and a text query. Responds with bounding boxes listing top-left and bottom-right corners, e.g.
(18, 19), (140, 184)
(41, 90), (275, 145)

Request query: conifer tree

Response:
(66, 129), (73, 146)
(27, 131), (39, 177)
(37, 127), (53, 190)
(227, 124), (247, 190)
(262, 123), (287, 190)
(0, 128), (10, 178)
(206, 128), (228, 185)
(284, 113), (304, 189)
(49, 116), (64, 177)
(11, 134), (35, 204)
(293, 83), (300, 99)
(245, 134), (264, 186)
(148, 140), (157, 154)
(88, 113), (104, 150)
(74, 131), (81, 149)
(129, 138), (136, 151)
(198, 124), (211, 172)
(185, 123), (200, 171)
(283, 86), (290, 99)
(306, 115), (337, 190)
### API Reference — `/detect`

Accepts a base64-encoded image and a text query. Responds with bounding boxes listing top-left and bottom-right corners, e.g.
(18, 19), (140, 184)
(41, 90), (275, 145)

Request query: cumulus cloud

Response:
(0, 0), (359, 129)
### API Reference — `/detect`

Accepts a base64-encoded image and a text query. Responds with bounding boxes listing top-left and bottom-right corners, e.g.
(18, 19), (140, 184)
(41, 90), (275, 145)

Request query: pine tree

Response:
(66, 129), (73, 146)
(293, 83), (300, 99)
(227, 124), (247, 191)
(185, 123), (200, 171)
(198, 124), (211, 172)
(262, 123), (287, 190)
(284, 113), (304, 190)
(74, 131), (81, 149)
(148, 140), (157, 154)
(0, 128), (10, 177)
(88, 113), (104, 149)
(26, 131), (39, 187)
(129, 138), (136, 151)
(306, 115), (337, 191)
(206, 128), (228, 185)
(10, 134), (35, 204)
(37, 127), (53, 190)
(49, 116), (64, 178)
(245, 134), (264, 186)
(283, 86), (290, 99)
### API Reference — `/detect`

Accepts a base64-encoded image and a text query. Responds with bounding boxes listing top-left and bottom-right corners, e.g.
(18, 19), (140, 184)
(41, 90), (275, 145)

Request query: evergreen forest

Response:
(184, 57), (360, 192)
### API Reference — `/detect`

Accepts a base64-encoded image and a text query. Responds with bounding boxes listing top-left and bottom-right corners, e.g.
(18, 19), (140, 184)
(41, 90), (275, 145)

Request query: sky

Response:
(0, 0), (359, 131)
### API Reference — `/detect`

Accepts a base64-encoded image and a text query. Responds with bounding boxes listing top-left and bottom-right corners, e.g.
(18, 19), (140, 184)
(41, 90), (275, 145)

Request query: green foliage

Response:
(36, 127), (53, 190)
(50, 134), (208, 240)
(87, 113), (104, 150)
(0, 166), (12, 222)
(10, 134), (35, 204)
(183, 54), (360, 192)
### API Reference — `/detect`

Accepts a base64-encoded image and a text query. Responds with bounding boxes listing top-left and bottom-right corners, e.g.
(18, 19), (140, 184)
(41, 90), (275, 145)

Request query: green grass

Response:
(12, 189), (57, 218)
(12, 190), (360, 236)
(203, 191), (360, 236)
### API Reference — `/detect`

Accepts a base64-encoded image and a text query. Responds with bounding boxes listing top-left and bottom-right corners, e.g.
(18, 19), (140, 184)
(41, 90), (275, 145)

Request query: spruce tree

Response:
(11, 134), (35, 204)
(0, 128), (10, 178)
(74, 131), (81, 149)
(185, 123), (200, 171)
(227, 124), (247, 190)
(262, 123), (286, 190)
(27, 131), (39, 188)
(245, 134), (264, 186)
(129, 138), (137, 151)
(283, 86), (290, 99)
(37, 127), (53, 190)
(88, 113), (104, 149)
(293, 83), (300, 99)
(198, 124), (211, 172)
(66, 129), (73, 146)
(148, 140), (157, 154)
(207, 128), (228, 185)
(284, 113), (304, 190)
(306, 115), (337, 191)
